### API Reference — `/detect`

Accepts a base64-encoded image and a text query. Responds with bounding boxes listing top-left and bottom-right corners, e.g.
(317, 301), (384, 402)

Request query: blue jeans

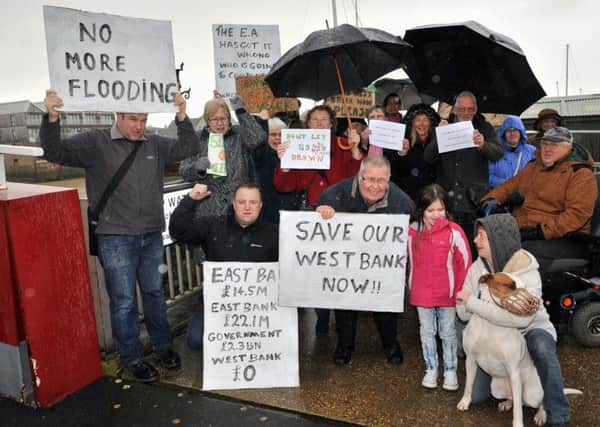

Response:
(186, 299), (204, 351)
(471, 329), (570, 424)
(98, 232), (172, 367)
(416, 307), (457, 373)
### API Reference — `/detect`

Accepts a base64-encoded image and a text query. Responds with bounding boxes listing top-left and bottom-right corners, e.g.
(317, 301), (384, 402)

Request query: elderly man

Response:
(482, 127), (597, 272)
(424, 91), (503, 248)
(316, 156), (415, 365)
(40, 89), (199, 382)
(169, 182), (278, 351)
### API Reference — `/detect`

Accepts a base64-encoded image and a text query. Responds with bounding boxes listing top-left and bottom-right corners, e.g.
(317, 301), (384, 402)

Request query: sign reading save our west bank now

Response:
(44, 6), (177, 113)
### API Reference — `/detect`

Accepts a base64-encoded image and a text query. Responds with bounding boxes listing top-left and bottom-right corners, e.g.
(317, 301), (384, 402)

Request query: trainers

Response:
(421, 369), (438, 389)
(155, 348), (181, 369)
(443, 370), (459, 391)
(124, 361), (158, 383)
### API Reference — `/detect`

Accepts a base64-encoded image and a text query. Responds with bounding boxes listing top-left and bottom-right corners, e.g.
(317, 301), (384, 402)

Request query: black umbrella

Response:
(404, 20), (546, 114)
(266, 24), (412, 101)
(372, 78), (437, 109)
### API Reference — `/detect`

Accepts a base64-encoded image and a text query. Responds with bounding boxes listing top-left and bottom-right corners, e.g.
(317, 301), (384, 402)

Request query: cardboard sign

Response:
(202, 262), (299, 390)
(278, 211), (408, 312)
(213, 24), (281, 99)
(235, 75), (298, 113)
(325, 88), (375, 118)
(280, 129), (330, 170)
(44, 6), (177, 113)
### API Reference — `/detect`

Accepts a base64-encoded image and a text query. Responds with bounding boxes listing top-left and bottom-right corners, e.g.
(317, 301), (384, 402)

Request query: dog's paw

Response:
(457, 396), (471, 411)
(498, 400), (513, 412)
(533, 406), (546, 426)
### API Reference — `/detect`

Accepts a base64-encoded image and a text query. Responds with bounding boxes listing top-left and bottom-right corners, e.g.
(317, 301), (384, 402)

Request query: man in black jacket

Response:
(316, 156), (415, 365)
(169, 182), (278, 350)
(424, 91), (503, 249)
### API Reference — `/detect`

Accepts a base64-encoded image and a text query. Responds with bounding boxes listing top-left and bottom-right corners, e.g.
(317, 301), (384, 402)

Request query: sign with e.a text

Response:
(213, 24), (281, 99)
(44, 6), (177, 113)
(203, 262), (299, 390)
(278, 211), (408, 312)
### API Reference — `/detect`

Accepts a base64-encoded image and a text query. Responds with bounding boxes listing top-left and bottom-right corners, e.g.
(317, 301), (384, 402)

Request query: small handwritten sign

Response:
(202, 262), (299, 390)
(280, 129), (330, 170)
(435, 121), (476, 153)
(235, 75), (299, 113)
(368, 120), (406, 150)
(278, 211), (408, 312)
(325, 88), (375, 118)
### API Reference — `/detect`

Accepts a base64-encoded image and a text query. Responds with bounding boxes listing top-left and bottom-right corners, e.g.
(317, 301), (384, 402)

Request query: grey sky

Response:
(1, 0), (598, 126)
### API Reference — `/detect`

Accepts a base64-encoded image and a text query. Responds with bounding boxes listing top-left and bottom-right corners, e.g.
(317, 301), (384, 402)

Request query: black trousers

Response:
(334, 309), (398, 351)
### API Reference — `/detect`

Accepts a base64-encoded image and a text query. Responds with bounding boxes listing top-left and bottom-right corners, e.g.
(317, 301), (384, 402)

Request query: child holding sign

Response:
(407, 184), (471, 391)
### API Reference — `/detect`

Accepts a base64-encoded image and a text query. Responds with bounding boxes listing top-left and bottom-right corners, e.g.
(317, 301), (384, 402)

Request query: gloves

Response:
(506, 192), (525, 209)
(520, 225), (545, 241)
(194, 156), (211, 172)
(229, 95), (244, 111)
(480, 199), (500, 217)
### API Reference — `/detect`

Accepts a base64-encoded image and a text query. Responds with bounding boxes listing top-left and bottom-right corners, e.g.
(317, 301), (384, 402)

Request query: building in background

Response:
(0, 100), (114, 182)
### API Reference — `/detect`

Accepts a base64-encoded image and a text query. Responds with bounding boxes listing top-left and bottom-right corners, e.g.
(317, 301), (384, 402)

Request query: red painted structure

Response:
(0, 182), (101, 407)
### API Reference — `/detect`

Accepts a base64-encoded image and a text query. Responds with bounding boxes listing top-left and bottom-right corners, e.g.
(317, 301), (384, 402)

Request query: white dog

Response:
(457, 272), (580, 427)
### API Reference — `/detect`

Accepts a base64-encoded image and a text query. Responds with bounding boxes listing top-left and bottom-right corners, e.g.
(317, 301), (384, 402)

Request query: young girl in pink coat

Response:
(408, 184), (471, 390)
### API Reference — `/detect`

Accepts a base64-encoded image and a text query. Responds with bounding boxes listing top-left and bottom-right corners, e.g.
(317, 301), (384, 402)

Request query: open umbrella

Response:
(404, 20), (546, 115)
(372, 78), (437, 109)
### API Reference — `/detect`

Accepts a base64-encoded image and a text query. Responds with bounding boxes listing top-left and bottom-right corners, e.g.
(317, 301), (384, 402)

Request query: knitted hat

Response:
(533, 108), (563, 131)
(542, 126), (573, 144)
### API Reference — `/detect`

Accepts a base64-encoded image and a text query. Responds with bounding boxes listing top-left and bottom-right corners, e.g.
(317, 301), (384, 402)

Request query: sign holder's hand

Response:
(173, 92), (187, 121)
(316, 205), (336, 220)
(189, 183), (211, 201)
(44, 89), (63, 123)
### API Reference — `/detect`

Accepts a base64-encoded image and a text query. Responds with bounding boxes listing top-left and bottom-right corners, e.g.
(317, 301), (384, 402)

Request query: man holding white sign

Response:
(316, 156), (414, 365)
(40, 83), (198, 382)
(424, 91), (502, 247)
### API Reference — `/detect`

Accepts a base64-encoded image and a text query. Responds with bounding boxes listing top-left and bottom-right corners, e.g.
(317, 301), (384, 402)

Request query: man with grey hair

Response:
(424, 90), (503, 249)
(316, 155), (415, 365)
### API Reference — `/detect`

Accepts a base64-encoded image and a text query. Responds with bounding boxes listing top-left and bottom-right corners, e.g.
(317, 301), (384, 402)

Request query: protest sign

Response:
(435, 121), (476, 153)
(278, 211), (408, 312)
(213, 24), (281, 99)
(235, 75), (298, 113)
(368, 120), (406, 150)
(203, 262), (299, 390)
(279, 129), (330, 170)
(324, 88), (374, 118)
(162, 187), (190, 245)
(207, 133), (227, 176)
(44, 6), (177, 113)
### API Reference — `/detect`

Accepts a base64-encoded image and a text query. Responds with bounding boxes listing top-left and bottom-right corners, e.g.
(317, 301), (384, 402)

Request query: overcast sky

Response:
(1, 0), (598, 126)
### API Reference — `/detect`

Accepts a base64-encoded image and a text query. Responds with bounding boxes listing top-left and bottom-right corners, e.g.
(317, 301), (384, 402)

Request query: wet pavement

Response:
(159, 306), (599, 427)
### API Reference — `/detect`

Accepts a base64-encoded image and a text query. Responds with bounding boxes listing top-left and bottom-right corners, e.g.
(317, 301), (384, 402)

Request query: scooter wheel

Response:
(571, 302), (600, 347)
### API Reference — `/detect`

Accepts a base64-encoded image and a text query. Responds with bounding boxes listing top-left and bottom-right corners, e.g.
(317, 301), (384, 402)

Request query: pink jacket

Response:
(408, 218), (471, 307)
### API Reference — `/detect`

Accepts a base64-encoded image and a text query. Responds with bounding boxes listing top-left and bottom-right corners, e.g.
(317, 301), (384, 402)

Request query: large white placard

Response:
(213, 24), (281, 99)
(162, 188), (190, 245)
(280, 129), (331, 170)
(203, 262), (299, 390)
(44, 6), (177, 113)
(278, 211), (408, 312)
(369, 120), (406, 150)
(435, 121), (476, 153)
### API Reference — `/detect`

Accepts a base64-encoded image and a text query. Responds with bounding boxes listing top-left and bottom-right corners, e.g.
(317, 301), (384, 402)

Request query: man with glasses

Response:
(315, 156), (414, 365)
(482, 127), (597, 272)
(424, 91), (503, 248)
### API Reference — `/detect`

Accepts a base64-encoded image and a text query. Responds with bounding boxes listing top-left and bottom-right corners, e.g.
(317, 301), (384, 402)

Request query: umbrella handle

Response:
(333, 55), (354, 151)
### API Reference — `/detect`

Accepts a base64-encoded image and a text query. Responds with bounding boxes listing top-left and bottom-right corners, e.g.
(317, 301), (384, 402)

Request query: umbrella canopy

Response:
(372, 78), (437, 109)
(404, 20), (546, 115)
(266, 24), (412, 101)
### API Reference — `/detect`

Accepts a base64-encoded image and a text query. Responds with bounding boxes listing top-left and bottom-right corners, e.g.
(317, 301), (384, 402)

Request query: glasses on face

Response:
(309, 117), (331, 124)
(361, 175), (388, 186)
(209, 117), (228, 124)
(454, 107), (476, 114)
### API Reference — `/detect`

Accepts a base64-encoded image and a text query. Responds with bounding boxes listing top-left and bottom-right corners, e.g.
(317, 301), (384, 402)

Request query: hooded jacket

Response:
(484, 143), (597, 238)
(408, 218), (472, 307)
(489, 116), (536, 189)
(168, 195), (278, 262)
(456, 214), (556, 339)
